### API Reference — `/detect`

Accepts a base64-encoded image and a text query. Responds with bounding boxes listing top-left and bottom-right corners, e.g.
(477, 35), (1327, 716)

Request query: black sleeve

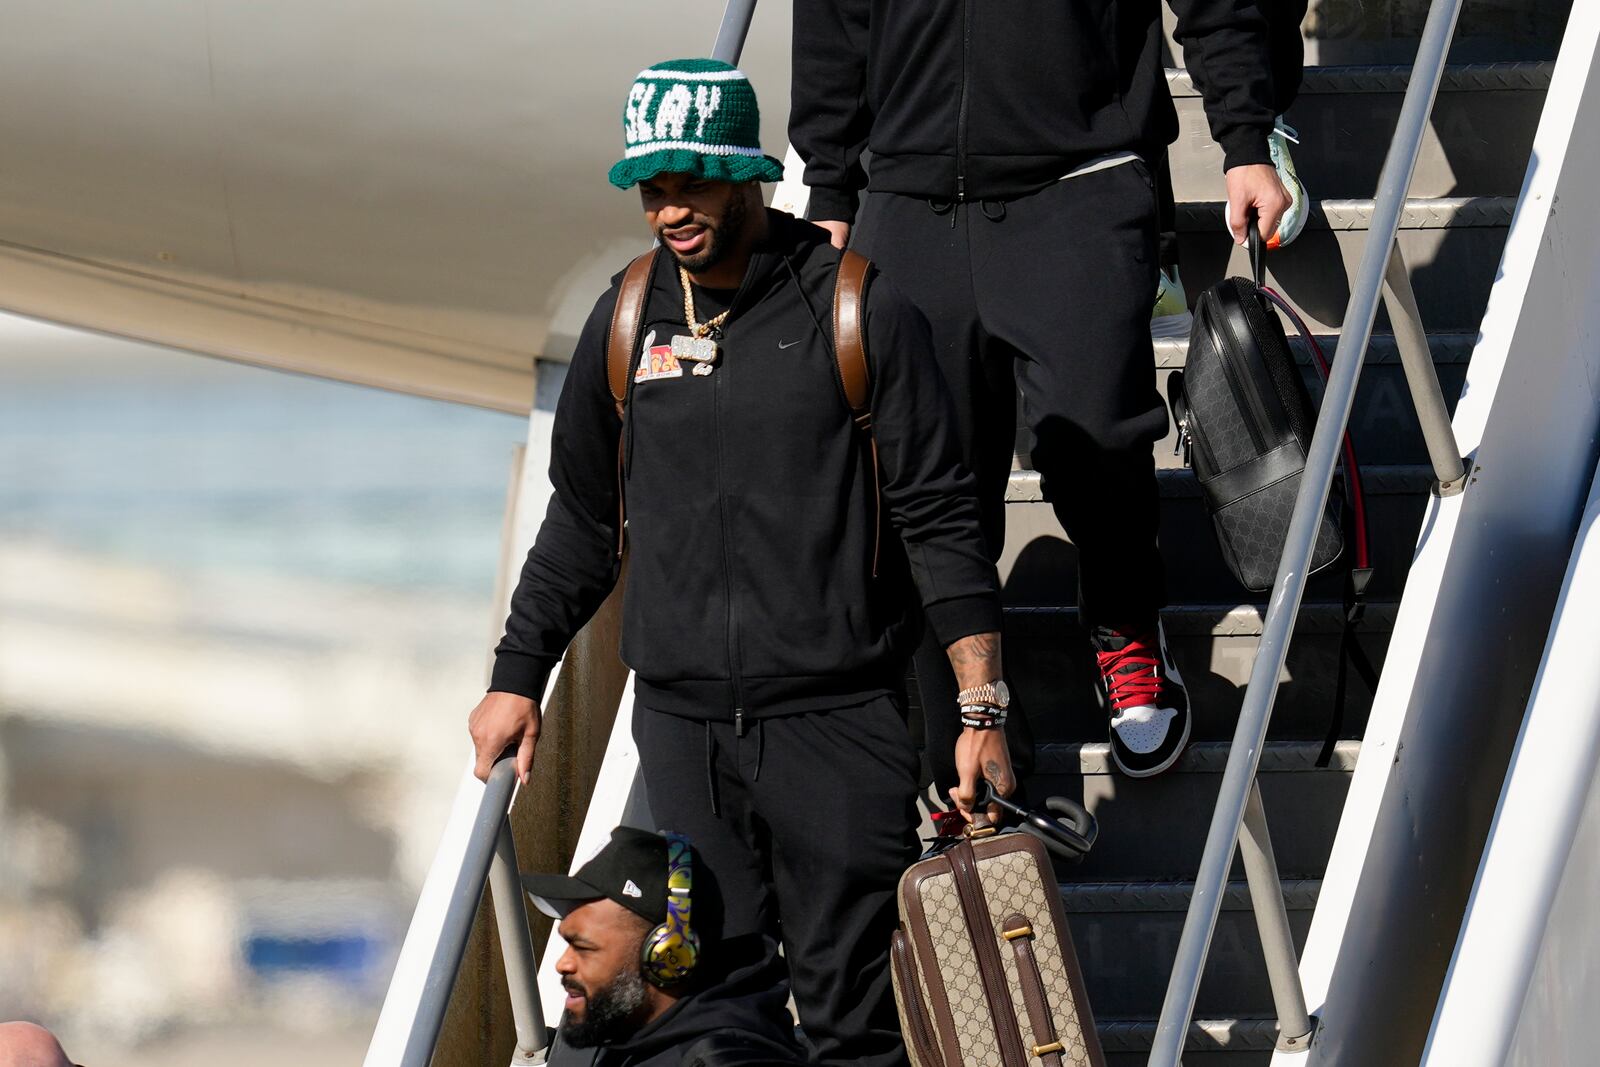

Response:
(1168, 0), (1275, 170)
(790, 0), (873, 224)
(865, 273), (1003, 647)
(489, 290), (625, 700)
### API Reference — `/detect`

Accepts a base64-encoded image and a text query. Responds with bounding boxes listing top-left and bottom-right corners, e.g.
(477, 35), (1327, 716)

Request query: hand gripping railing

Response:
(1148, 1), (1471, 1063)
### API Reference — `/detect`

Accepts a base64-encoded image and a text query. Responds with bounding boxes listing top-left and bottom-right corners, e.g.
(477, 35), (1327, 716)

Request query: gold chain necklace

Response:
(672, 267), (730, 376)
(677, 266), (732, 337)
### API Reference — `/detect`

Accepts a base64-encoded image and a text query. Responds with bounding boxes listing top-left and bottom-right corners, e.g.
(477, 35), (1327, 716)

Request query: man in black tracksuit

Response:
(790, 0), (1291, 782)
(470, 59), (1014, 1067)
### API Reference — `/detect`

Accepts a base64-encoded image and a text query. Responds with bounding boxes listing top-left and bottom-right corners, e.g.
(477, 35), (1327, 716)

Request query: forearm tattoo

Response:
(948, 632), (1002, 686)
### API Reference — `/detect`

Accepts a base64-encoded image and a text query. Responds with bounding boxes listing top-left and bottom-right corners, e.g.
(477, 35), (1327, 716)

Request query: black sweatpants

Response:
(634, 697), (921, 1067)
(853, 163), (1168, 794)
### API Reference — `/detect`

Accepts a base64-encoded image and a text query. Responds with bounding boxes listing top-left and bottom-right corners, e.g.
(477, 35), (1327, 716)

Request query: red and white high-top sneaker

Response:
(1091, 620), (1192, 778)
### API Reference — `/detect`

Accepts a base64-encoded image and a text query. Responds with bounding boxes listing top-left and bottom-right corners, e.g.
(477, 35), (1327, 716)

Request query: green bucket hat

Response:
(608, 58), (786, 190)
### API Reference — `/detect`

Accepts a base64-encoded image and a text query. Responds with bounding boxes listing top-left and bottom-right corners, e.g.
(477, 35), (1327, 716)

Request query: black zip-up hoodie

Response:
(492, 210), (1001, 720)
(790, 0), (1277, 222)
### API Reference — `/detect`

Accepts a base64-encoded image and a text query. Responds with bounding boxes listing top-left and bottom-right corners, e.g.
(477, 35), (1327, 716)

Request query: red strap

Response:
(1259, 285), (1371, 571)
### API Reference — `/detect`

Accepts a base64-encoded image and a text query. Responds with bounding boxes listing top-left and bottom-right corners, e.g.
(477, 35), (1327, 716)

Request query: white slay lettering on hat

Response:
(693, 86), (721, 137)
(653, 84), (691, 140)
(626, 80), (724, 147)
(622, 879), (643, 898)
(625, 83), (657, 145)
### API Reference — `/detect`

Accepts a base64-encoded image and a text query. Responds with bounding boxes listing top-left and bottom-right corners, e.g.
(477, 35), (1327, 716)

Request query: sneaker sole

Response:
(1271, 171), (1309, 249)
(1111, 707), (1193, 779)
(1151, 310), (1193, 340)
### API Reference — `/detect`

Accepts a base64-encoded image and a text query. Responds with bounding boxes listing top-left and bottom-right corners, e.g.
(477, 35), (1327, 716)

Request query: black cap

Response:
(521, 826), (672, 924)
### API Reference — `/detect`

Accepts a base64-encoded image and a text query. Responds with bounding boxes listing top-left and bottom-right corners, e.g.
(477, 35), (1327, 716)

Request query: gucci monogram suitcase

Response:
(890, 803), (1105, 1067)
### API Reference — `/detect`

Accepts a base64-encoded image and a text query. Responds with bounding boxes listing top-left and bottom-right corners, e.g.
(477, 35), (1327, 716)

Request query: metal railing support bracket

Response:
(1237, 782), (1316, 1052)
(1434, 468), (1470, 497)
(490, 818), (549, 1058)
(1278, 1024), (1318, 1054)
(1381, 244), (1469, 495)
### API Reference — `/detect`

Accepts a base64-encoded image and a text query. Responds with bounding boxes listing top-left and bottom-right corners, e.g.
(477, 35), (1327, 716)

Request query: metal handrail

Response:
(1148, 0), (1471, 1062)
(711, 0), (758, 63)
(400, 757), (548, 1067)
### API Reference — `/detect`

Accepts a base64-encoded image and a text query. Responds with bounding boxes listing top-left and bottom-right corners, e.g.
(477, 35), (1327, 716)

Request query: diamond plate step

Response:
(1003, 602), (1394, 744)
(1065, 878), (1319, 1019)
(1171, 197), (1514, 333)
(1002, 465), (1434, 604)
(1176, 196), (1513, 232)
(1167, 62), (1552, 200)
(1065, 878), (1322, 911)
(1098, 1016), (1282, 1066)
(1032, 742), (1359, 881)
(1042, 739), (1359, 776)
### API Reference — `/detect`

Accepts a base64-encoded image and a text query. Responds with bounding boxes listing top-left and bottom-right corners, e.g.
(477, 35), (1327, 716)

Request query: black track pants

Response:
(852, 163), (1169, 609)
(853, 164), (1169, 791)
(634, 698), (921, 1067)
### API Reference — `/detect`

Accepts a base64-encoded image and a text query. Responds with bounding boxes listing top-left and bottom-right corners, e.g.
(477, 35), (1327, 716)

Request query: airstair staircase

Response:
(365, 2), (1597, 1065)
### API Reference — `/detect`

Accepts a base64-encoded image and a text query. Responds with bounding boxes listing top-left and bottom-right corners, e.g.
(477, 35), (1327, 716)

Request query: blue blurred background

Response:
(0, 314), (525, 1063)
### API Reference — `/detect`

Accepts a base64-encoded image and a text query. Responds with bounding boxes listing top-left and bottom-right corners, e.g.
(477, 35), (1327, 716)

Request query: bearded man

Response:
(468, 60), (1014, 1067)
(524, 827), (804, 1067)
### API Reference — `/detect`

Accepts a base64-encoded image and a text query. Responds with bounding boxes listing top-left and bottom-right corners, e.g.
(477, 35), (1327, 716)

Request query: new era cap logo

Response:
(622, 879), (643, 898)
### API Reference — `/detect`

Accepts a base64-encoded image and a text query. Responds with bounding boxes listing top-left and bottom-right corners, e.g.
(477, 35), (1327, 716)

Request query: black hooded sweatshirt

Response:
(789, 0), (1278, 222)
(557, 936), (806, 1067)
(491, 210), (1000, 721)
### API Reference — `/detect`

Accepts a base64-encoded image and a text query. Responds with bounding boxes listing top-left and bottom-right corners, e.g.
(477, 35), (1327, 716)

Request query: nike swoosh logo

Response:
(777, 339), (803, 350)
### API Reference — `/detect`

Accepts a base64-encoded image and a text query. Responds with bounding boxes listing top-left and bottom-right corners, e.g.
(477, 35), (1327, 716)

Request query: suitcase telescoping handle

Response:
(973, 781), (1099, 861)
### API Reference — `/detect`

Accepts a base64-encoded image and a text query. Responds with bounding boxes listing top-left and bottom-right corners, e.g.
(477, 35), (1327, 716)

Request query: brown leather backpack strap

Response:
(833, 249), (881, 575)
(607, 249), (658, 417)
(833, 248), (873, 427)
(606, 248), (657, 558)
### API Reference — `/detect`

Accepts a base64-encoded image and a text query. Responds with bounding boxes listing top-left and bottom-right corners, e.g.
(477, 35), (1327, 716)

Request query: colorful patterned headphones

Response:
(640, 832), (699, 987)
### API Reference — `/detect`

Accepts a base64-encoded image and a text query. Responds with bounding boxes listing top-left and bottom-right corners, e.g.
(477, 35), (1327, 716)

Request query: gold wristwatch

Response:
(957, 680), (1010, 709)
(958, 680), (1010, 729)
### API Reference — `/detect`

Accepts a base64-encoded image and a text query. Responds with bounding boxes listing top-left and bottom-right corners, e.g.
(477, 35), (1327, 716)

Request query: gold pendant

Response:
(692, 362), (715, 377)
(671, 334), (719, 365)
